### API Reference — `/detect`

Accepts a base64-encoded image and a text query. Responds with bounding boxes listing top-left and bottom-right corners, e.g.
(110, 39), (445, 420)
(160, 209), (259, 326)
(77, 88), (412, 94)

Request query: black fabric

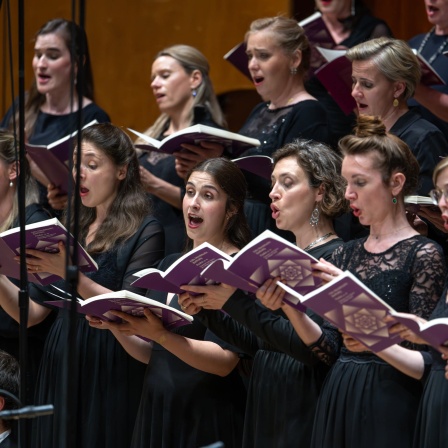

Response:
(138, 106), (222, 256)
(238, 100), (330, 240)
(389, 108), (448, 196)
(28, 216), (164, 448)
(2, 205), (54, 448)
(413, 291), (448, 447)
(409, 31), (448, 141)
(311, 236), (446, 448)
(130, 253), (246, 448)
(193, 238), (342, 447)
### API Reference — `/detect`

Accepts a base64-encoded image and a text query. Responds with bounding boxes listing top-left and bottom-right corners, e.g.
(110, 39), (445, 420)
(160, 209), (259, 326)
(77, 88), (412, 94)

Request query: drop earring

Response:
(392, 197), (397, 204)
(192, 89), (197, 98)
(309, 205), (320, 227)
(351, 0), (356, 16)
(9, 180), (13, 188)
(393, 97), (399, 107)
(290, 67), (297, 76)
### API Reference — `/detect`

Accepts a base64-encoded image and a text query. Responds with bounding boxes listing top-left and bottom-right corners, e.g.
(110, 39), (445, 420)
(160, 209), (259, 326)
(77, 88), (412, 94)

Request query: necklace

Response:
(369, 225), (411, 240)
(417, 27), (448, 65)
(303, 232), (334, 251)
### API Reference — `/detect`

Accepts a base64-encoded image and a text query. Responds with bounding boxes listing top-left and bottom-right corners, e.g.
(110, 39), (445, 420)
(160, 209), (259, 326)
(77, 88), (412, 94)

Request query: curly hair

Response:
(272, 139), (349, 217)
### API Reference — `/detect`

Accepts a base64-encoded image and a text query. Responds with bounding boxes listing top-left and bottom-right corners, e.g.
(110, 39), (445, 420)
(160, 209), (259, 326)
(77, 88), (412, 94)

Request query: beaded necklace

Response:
(417, 27), (448, 65)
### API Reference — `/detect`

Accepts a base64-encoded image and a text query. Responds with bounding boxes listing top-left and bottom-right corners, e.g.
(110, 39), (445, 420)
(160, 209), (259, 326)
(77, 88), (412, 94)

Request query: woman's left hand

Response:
(173, 141), (224, 178)
(312, 258), (344, 284)
(17, 240), (67, 279)
(109, 308), (168, 341)
(178, 283), (236, 311)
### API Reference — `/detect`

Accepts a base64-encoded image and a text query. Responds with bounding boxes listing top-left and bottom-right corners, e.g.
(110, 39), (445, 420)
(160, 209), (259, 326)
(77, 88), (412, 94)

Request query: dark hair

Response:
(0, 130), (39, 232)
(67, 123), (150, 253)
(338, 115), (419, 196)
(185, 158), (252, 250)
(245, 16), (311, 76)
(0, 350), (20, 429)
(272, 139), (348, 217)
(19, 19), (95, 136)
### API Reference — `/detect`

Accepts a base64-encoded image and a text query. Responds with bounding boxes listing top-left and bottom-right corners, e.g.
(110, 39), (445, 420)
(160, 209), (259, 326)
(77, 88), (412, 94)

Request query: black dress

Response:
(196, 238), (343, 447)
(28, 216), (164, 448)
(238, 100), (330, 239)
(131, 253), (246, 448)
(310, 236), (446, 448)
(390, 108), (448, 196)
(138, 106), (222, 255)
(413, 291), (448, 447)
(2, 204), (54, 402)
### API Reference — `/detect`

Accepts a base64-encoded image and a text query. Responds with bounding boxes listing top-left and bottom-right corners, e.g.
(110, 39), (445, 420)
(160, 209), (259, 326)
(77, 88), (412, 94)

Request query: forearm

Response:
(75, 273), (114, 300)
(146, 176), (182, 209)
(223, 292), (318, 365)
(414, 84), (448, 122)
(376, 345), (425, 380)
(0, 275), (50, 326)
(283, 305), (323, 345)
(158, 332), (239, 376)
(110, 329), (152, 364)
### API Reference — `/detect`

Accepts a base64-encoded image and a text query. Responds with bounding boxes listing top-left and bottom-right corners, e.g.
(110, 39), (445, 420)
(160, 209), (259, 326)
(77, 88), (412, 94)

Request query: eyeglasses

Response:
(429, 186), (448, 205)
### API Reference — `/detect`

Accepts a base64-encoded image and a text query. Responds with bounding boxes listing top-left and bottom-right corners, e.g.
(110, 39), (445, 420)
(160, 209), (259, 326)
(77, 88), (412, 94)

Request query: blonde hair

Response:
(0, 130), (39, 232)
(245, 16), (311, 75)
(346, 37), (421, 101)
(141, 45), (225, 141)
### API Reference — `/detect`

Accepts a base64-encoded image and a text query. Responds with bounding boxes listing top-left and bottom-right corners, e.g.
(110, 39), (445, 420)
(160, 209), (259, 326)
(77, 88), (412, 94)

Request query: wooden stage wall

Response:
(0, 0), (434, 133)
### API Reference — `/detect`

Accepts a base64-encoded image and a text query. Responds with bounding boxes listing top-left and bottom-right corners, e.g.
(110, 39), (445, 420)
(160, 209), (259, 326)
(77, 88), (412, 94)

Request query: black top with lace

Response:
(312, 235), (446, 363)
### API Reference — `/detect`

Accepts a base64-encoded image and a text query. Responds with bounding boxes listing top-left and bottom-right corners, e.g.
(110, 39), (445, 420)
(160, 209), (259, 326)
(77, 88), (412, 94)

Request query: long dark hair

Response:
(17, 19), (95, 136)
(184, 158), (252, 251)
(66, 123), (150, 253)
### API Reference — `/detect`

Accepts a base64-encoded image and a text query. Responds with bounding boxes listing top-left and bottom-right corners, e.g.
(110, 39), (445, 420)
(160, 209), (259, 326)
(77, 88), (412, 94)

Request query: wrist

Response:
(156, 331), (169, 345)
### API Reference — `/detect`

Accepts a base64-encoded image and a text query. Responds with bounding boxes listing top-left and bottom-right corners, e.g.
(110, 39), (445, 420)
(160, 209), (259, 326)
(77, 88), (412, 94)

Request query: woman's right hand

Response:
(139, 166), (157, 193)
(256, 277), (286, 310)
(47, 183), (68, 210)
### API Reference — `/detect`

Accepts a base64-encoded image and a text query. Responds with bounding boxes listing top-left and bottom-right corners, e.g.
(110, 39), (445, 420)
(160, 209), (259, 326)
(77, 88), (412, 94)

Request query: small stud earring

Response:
(192, 89), (197, 98)
(9, 181), (13, 188)
(290, 67), (297, 76)
(392, 197), (397, 204)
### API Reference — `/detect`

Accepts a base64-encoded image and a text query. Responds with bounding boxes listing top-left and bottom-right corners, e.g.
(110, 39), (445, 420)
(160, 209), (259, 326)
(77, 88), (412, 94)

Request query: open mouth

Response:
(270, 203), (280, 220)
(188, 214), (203, 228)
(252, 76), (264, 86)
(350, 205), (361, 218)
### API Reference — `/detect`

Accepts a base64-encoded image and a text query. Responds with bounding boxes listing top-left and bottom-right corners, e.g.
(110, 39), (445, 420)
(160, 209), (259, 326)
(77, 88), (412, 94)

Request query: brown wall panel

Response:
(365, 0), (429, 40)
(1, 0), (290, 133)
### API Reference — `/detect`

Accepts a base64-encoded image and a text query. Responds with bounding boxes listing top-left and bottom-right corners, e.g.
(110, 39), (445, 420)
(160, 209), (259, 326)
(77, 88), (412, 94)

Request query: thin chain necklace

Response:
(369, 225), (411, 241)
(303, 232), (334, 252)
(417, 27), (448, 65)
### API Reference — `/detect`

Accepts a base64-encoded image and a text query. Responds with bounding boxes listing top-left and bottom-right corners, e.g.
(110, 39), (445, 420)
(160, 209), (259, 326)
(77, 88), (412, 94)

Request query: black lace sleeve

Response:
(409, 241), (446, 319)
(195, 309), (260, 358)
(222, 290), (321, 367)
